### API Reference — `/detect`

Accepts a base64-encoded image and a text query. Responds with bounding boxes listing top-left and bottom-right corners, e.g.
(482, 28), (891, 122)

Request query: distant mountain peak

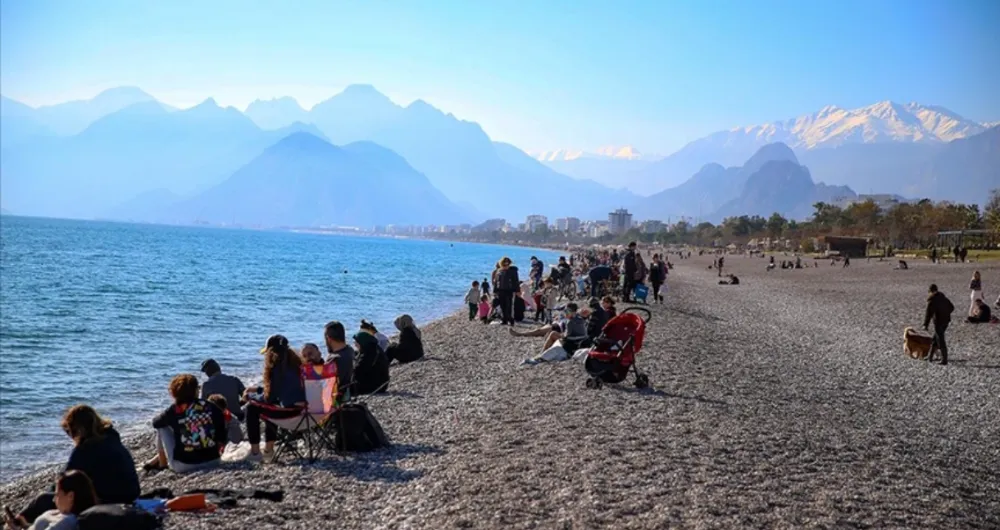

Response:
(529, 145), (656, 162)
(93, 86), (154, 102)
(271, 131), (333, 151)
(192, 97), (220, 109)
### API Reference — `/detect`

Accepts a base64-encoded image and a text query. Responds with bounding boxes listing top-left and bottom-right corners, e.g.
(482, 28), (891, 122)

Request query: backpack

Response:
(78, 504), (161, 530)
(333, 403), (389, 452)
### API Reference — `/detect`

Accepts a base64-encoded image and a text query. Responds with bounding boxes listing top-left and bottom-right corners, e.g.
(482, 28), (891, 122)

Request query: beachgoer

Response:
(969, 271), (984, 317)
(148, 374), (227, 473)
(520, 303), (588, 365)
(623, 242), (638, 302)
(601, 295), (617, 319)
(4, 471), (98, 530)
(513, 291), (527, 322)
(495, 257), (520, 326)
(843, 255), (851, 268)
(588, 265), (612, 298)
(478, 295), (491, 323)
(923, 284), (955, 366)
(244, 334), (307, 461)
(717, 255), (725, 277)
(586, 297), (609, 343)
(530, 256), (545, 289)
(648, 254), (666, 304)
(206, 394), (242, 445)
(360, 320), (390, 353)
(14, 406), (139, 525)
(482, 277), (490, 297)
(200, 359), (246, 425)
(301, 343), (324, 365)
(719, 274), (740, 285)
(324, 321), (354, 399)
(930, 247), (937, 263)
(385, 314), (425, 364)
(353, 331), (390, 395)
(465, 281), (481, 321)
(967, 299), (992, 323)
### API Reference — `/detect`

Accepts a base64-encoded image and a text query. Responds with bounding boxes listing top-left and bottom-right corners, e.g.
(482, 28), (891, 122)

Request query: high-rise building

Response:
(526, 215), (548, 233)
(608, 208), (633, 235)
(642, 220), (665, 234)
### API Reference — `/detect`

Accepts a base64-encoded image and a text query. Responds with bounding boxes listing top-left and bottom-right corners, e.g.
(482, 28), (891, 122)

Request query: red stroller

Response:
(584, 307), (651, 389)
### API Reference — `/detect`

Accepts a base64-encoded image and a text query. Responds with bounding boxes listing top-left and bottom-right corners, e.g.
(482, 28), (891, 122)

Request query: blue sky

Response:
(2, 0), (998, 153)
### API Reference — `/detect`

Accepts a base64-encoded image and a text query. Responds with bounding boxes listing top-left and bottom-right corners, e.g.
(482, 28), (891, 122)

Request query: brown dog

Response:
(903, 327), (937, 361)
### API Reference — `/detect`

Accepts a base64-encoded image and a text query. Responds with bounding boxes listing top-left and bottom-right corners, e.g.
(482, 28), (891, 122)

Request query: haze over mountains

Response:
(1, 85), (997, 228)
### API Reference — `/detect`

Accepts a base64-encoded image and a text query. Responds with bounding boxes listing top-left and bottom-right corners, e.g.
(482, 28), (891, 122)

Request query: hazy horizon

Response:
(2, 0), (998, 154)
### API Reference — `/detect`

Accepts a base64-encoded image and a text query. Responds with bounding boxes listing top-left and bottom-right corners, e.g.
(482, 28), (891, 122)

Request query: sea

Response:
(0, 216), (561, 481)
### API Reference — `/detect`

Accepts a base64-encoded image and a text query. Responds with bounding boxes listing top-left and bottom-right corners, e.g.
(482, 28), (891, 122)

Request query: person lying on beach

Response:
(146, 374), (227, 473)
(520, 303), (589, 366)
(13, 406), (140, 526)
(353, 331), (390, 395)
(385, 314), (425, 364)
(360, 320), (390, 353)
(719, 274), (740, 285)
(4, 471), (98, 530)
(967, 299), (993, 323)
(244, 334), (307, 462)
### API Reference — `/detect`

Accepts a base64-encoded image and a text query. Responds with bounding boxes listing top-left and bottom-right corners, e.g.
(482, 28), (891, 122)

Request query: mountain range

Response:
(1, 86), (997, 227)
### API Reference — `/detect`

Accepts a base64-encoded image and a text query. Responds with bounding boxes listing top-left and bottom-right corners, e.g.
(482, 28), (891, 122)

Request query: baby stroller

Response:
(584, 307), (651, 389)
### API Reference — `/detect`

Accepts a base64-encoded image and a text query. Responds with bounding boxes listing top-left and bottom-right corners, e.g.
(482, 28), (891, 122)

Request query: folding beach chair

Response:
(262, 363), (339, 463)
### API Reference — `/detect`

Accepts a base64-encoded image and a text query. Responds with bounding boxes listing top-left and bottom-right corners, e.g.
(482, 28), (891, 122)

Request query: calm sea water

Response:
(0, 216), (559, 480)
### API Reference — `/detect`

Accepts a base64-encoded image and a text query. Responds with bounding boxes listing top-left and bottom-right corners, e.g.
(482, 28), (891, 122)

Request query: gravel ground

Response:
(3, 254), (999, 529)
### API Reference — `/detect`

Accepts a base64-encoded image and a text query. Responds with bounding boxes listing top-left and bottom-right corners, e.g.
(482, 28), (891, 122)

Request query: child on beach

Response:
(969, 271), (983, 317)
(465, 281), (481, 321)
(206, 393), (242, 445)
(478, 295), (491, 323)
(482, 277), (490, 297)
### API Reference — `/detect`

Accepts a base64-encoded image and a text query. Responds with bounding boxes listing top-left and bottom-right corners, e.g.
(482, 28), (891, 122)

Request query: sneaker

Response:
(246, 451), (264, 462)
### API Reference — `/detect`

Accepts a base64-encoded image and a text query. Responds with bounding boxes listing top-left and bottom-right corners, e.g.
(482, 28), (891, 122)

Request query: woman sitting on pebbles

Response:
(4, 470), (98, 530)
(146, 374), (228, 473)
(384, 314), (425, 364)
(519, 303), (590, 366)
(12, 406), (140, 526)
(353, 331), (390, 395)
(243, 334), (307, 462)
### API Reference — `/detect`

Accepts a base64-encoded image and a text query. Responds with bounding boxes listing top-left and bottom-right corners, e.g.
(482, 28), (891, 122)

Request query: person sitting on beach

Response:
(324, 321), (355, 400)
(586, 297), (609, 343)
(385, 314), (425, 364)
(14, 406), (140, 526)
(601, 295), (617, 319)
(719, 274), (740, 285)
(4, 471), (98, 530)
(353, 331), (390, 395)
(244, 334), (307, 461)
(206, 393), (242, 445)
(478, 294), (492, 323)
(360, 319), (390, 353)
(967, 299), (993, 324)
(513, 291), (527, 322)
(895, 260), (909, 270)
(147, 374), (227, 473)
(200, 358), (246, 426)
(520, 303), (589, 365)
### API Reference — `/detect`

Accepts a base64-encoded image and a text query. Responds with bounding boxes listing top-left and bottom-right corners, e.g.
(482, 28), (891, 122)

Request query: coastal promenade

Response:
(3, 255), (998, 529)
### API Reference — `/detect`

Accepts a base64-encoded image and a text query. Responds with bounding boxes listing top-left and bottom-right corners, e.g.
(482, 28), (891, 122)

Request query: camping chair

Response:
(262, 363), (339, 463)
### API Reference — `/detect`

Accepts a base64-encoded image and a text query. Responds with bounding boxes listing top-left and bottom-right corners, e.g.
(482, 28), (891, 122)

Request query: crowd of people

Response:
(4, 316), (426, 529)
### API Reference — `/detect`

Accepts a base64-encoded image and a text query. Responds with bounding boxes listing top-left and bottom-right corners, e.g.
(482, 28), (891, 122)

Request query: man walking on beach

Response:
(923, 284), (955, 366)
(623, 242), (638, 303)
(717, 255), (725, 277)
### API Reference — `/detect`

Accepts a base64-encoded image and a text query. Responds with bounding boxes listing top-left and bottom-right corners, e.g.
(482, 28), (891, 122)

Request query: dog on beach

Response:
(903, 327), (937, 361)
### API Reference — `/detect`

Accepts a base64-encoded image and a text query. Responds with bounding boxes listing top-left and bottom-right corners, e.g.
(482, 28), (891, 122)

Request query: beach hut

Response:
(820, 236), (870, 258)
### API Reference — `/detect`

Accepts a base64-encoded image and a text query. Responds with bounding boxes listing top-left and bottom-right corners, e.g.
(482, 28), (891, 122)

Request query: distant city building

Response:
(517, 223), (527, 232)
(641, 220), (665, 234)
(608, 208), (633, 235)
(554, 217), (581, 233)
(473, 218), (506, 232)
(525, 215), (548, 233)
(589, 223), (610, 238)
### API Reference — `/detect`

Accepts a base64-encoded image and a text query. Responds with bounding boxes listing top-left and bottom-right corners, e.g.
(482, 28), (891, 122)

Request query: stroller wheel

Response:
(634, 374), (649, 389)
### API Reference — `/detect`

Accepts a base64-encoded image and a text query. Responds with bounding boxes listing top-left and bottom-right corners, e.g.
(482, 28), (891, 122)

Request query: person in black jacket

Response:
(623, 242), (638, 302)
(148, 374), (228, 472)
(353, 332), (390, 394)
(648, 254), (666, 303)
(495, 257), (520, 326)
(16, 405), (141, 524)
(385, 314), (425, 364)
(923, 284), (955, 365)
(967, 299), (992, 323)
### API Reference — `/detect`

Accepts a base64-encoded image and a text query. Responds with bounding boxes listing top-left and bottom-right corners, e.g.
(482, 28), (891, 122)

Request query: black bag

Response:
(334, 403), (389, 452)
(78, 504), (161, 530)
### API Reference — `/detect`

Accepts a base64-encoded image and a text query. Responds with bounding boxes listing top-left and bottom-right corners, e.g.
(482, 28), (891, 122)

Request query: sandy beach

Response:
(3, 254), (999, 529)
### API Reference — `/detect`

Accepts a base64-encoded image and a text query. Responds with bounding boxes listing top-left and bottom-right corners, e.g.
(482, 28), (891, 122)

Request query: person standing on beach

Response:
(649, 254), (666, 304)
(465, 281), (481, 321)
(623, 242), (638, 303)
(482, 277), (490, 297)
(495, 257), (520, 326)
(969, 271), (984, 317)
(923, 284), (955, 366)
(717, 255), (725, 277)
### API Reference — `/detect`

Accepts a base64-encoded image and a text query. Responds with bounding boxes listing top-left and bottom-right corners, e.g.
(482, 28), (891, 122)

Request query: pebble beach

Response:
(2, 254), (999, 529)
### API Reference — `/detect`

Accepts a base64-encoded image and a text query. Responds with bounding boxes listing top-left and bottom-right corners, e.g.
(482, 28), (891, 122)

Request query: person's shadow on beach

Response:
(314, 443), (445, 483)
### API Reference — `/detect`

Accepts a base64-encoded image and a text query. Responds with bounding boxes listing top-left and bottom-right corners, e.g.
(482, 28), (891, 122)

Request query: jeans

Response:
(245, 402), (303, 444)
(156, 428), (221, 473)
(931, 322), (949, 364)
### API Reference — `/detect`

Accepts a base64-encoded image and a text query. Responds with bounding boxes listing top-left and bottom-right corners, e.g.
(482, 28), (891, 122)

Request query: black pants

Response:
(623, 278), (636, 302)
(652, 282), (662, 302)
(468, 303), (477, 320)
(497, 290), (514, 325)
(19, 493), (54, 523)
(245, 402), (302, 444)
(931, 323), (949, 364)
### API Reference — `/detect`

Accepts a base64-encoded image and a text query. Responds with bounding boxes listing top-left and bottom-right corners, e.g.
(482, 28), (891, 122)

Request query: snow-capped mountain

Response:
(530, 145), (655, 162)
(716, 101), (989, 150)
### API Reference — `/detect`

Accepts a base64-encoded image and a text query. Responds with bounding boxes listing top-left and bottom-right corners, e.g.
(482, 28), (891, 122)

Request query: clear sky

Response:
(2, 0), (998, 153)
